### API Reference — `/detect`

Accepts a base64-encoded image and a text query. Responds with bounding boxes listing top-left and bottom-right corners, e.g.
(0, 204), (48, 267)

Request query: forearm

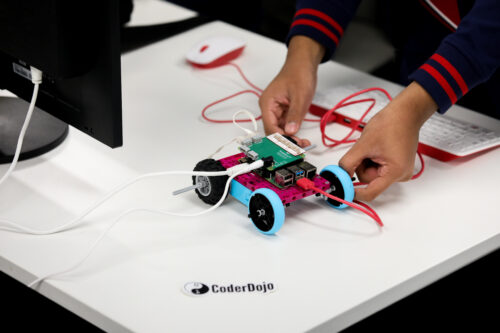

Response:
(386, 81), (438, 131)
(284, 36), (325, 71)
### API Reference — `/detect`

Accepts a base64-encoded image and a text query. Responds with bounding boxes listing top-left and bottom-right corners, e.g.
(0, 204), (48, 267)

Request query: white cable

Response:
(0, 161), (263, 235)
(207, 137), (237, 159)
(28, 160), (264, 287)
(0, 67), (42, 186)
(232, 109), (257, 136)
(207, 109), (258, 158)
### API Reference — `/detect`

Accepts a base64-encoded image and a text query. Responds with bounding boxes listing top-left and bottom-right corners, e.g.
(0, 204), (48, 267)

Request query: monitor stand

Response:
(0, 97), (68, 164)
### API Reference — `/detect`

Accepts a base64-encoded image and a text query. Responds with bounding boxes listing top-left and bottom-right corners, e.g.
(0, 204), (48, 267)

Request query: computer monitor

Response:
(0, 0), (123, 164)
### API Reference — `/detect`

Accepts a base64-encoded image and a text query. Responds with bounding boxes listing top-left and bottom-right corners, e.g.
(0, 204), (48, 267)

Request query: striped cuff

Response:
(409, 43), (480, 113)
(286, 8), (344, 62)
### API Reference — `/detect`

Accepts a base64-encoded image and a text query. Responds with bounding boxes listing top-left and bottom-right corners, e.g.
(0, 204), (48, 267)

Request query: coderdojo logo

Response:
(183, 281), (275, 296)
(183, 282), (210, 295)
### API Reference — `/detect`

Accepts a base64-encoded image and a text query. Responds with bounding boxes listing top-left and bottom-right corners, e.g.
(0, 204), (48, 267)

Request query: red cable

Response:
(320, 98), (376, 147)
(202, 90), (262, 123)
(316, 187), (383, 227)
(412, 151), (425, 180)
(353, 200), (382, 226)
(223, 63), (263, 93)
(319, 88), (392, 147)
(201, 62), (319, 123)
(296, 178), (383, 227)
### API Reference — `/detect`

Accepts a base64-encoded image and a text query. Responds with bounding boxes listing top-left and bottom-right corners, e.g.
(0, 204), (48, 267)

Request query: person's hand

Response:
(339, 82), (437, 201)
(259, 36), (325, 147)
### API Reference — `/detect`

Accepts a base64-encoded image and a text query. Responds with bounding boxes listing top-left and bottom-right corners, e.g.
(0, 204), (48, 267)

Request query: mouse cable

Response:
(28, 160), (264, 288)
(223, 62), (263, 93)
(0, 160), (264, 235)
(200, 62), (321, 124)
(0, 67), (43, 187)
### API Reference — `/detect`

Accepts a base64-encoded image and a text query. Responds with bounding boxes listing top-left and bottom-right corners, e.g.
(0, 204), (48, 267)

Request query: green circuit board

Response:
(248, 136), (304, 170)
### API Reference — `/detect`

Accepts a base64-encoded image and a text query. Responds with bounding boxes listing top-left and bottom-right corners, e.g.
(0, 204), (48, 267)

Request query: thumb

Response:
(284, 97), (309, 136)
(338, 144), (365, 177)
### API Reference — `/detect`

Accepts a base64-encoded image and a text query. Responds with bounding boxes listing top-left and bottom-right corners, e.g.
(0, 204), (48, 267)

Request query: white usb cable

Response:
(0, 86), (265, 286)
(207, 108), (258, 159)
(0, 67), (42, 186)
(0, 160), (263, 235)
(27, 159), (264, 287)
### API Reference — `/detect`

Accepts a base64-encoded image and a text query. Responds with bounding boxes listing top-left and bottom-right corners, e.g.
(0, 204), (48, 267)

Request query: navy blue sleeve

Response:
(286, 0), (362, 63)
(409, 0), (500, 113)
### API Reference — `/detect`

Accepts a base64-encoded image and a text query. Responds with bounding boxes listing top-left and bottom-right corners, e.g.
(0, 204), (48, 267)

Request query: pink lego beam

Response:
(219, 153), (330, 205)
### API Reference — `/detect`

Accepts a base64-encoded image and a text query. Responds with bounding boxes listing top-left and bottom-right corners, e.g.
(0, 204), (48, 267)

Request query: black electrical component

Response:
(298, 161), (317, 179)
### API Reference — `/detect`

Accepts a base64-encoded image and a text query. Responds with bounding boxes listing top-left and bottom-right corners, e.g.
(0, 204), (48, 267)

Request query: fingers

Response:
(338, 144), (364, 177)
(290, 135), (311, 148)
(258, 94), (311, 147)
(259, 91), (310, 140)
(354, 175), (396, 202)
(259, 95), (286, 136)
(339, 143), (398, 202)
(284, 96), (310, 136)
(355, 159), (383, 184)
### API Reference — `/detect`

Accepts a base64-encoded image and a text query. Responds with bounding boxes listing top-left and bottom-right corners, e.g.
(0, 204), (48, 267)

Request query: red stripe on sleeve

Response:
(291, 19), (339, 45)
(431, 54), (468, 95)
(421, 63), (458, 104)
(294, 8), (344, 37)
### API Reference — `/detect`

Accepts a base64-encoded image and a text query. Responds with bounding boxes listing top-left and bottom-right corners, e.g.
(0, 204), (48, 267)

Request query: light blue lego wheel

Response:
(248, 188), (285, 235)
(319, 165), (355, 209)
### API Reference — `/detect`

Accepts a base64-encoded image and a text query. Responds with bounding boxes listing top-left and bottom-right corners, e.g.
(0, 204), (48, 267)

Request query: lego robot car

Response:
(192, 133), (355, 234)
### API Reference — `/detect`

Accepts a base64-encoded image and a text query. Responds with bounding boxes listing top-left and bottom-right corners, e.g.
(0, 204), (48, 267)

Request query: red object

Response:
(187, 46), (245, 69)
(202, 90), (262, 123)
(294, 8), (345, 37)
(291, 19), (340, 45)
(430, 53), (468, 95)
(420, 64), (458, 103)
(420, 0), (460, 31)
(296, 178), (383, 227)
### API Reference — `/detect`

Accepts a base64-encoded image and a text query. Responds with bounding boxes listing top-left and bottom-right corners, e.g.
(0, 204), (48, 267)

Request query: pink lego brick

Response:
(219, 153), (330, 205)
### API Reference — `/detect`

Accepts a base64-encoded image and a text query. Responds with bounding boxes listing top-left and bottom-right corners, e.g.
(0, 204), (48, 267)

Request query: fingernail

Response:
(285, 122), (297, 134)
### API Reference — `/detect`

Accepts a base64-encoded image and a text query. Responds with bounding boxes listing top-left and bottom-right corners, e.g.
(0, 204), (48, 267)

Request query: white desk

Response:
(1, 2), (500, 332)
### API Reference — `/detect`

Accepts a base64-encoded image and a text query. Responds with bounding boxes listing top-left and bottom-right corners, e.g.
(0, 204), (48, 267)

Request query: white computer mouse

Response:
(186, 36), (246, 68)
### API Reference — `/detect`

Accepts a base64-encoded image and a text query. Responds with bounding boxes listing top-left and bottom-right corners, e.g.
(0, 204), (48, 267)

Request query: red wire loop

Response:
(319, 88), (392, 147)
(202, 90), (262, 123)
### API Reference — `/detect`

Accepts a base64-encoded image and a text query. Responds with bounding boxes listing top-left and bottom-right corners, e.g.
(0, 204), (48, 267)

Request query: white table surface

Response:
(1, 1), (500, 332)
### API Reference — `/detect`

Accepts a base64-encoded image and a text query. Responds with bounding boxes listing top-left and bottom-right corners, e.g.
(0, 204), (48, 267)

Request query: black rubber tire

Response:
(192, 159), (229, 205)
(248, 193), (275, 233)
(319, 170), (346, 207)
